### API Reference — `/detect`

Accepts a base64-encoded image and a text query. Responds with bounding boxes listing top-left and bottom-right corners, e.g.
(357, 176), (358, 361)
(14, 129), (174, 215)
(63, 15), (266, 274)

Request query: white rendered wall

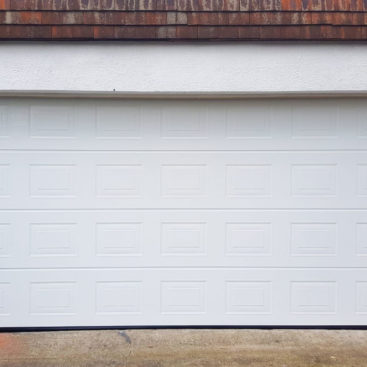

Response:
(0, 42), (367, 94)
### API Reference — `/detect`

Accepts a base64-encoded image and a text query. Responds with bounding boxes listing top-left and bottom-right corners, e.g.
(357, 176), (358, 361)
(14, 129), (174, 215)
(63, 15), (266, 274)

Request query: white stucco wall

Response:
(1, 42), (367, 95)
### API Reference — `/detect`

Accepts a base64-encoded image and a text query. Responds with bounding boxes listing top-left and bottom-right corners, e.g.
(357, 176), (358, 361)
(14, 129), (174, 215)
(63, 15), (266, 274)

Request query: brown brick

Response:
(188, 12), (229, 25)
(198, 26), (239, 39)
(260, 25), (281, 38)
(228, 12), (250, 24)
(83, 11), (106, 24)
(279, 25), (301, 38)
(311, 12), (333, 24)
(52, 25), (73, 37)
(93, 24), (115, 38)
(238, 25), (260, 38)
(176, 25), (197, 38)
(144, 12), (167, 25)
(0, 25), (51, 38)
(114, 25), (157, 38)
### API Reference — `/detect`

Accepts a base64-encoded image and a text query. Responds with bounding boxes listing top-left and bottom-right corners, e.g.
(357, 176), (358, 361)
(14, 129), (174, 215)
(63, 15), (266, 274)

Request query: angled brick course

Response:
(0, 0), (366, 40)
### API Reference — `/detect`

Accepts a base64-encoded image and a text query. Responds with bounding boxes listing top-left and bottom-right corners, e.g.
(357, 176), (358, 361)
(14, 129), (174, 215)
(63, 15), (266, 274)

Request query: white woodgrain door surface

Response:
(1, 98), (367, 327)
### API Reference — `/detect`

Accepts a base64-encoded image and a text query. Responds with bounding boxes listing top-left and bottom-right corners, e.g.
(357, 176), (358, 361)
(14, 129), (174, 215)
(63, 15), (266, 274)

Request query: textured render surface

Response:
(1, 42), (367, 93)
(1, 329), (367, 367)
(0, 0), (367, 40)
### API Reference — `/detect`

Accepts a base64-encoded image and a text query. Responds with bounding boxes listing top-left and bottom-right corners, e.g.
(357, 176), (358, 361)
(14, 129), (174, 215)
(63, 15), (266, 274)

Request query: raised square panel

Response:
(226, 281), (272, 314)
(292, 103), (337, 138)
(96, 105), (141, 138)
(0, 283), (10, 315)
(291, 282), (336, 314)
(0, 165), (10, 197)
(356, 282), (367, 314)
(226, 165), (272, 197)
(226, 223), (271, 255)
(292, 165), (336, 196)
(357, 165), (367, 196)
(161, 105), (207, 138)
(30, 223), (76, 256)
(291, 223), (337, 256)
(161, 165), (206, 197)
(356, 223), (367, 255)
(226, 104), (272, 138)
(30, 105), (75, 137)
(96, 281), (142, 314)
(30, 165), (75, 197)
(161, 281), (206, 314)
(30, 282), (76, 315)
(0, 106), (8, 137)
(96, 165), (142, 197)
(0, 224), (11, 256)
(96, 223), (141, 255)
(161, 223), (206, 255)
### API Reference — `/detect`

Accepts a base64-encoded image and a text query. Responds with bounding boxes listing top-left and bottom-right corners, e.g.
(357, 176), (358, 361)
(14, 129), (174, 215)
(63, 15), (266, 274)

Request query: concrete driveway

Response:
(1, 329), (367, 367)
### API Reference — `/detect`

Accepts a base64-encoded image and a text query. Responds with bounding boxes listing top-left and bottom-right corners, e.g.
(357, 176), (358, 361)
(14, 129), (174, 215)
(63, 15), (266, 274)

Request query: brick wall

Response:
(0, 0), (366, 40)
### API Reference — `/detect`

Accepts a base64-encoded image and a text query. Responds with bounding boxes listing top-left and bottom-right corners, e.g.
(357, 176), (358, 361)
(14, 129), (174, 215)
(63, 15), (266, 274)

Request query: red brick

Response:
(0, 0), (10, 10)
(281, 0), (302, 10)
(311, 12), (333, 24)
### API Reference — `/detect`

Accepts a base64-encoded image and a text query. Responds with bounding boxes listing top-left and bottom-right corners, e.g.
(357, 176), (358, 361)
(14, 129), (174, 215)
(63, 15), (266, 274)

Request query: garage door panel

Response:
(1, 210), (367, 268)
(1, 151), (366, 209)
(1, 97), (367, 327)
(1, 269), (367, 327)
(1, 99), (367, 151)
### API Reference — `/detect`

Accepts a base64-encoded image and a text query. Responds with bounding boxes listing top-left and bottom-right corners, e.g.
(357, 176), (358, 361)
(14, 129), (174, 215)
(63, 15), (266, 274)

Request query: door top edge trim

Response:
(1, 90), (367, 100)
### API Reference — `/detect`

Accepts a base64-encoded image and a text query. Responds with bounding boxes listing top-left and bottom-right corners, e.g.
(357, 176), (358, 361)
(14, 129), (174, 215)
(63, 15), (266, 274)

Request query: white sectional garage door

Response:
(1, 97), (367, 327)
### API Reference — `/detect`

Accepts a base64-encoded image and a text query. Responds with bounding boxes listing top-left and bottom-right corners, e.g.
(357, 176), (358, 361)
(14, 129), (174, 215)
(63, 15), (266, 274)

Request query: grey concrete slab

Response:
(1, 329), (367, 367)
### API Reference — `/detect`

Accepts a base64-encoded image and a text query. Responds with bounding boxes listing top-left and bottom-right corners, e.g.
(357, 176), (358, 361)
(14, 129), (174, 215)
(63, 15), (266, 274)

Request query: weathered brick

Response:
(260, 25), (281, 38)
(238, 25), (260, 38)
(240, 0), (250, 10)
(167, 11), (187, 25)
(176, 25), (197, 38)
(157, 25), (176, 38)
(93, 25), (115, 38)
(281, 0), (302, 10)
(228, 12), (250, 24)
(114, 25), (157, 38)
(279, 25), (301, 38)
(188, 12), (229, 25)
(0, 0), (10, 10)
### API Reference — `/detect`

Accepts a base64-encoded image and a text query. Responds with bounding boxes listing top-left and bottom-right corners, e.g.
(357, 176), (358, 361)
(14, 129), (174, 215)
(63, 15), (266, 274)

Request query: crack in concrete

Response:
(118, 331), (133, 367)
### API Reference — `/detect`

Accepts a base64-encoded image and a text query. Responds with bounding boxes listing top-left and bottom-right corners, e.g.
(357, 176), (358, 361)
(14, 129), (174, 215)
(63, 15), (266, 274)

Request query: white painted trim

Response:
(1, 42), (367, 94)
(1, 90), (367, 99)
